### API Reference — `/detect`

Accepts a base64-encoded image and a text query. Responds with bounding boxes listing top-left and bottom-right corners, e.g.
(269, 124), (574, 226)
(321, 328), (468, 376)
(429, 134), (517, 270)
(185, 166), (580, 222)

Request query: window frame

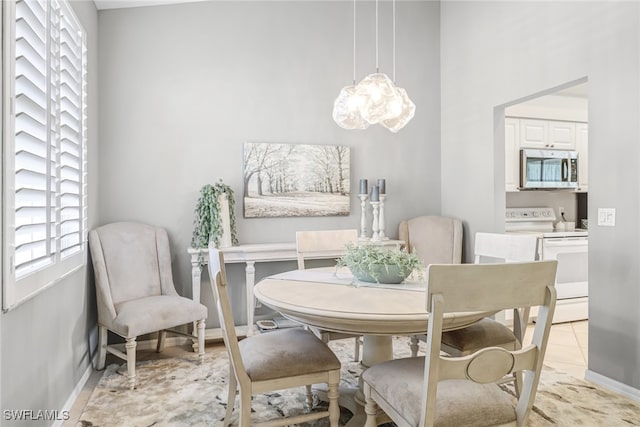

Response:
(2, 0), (88, 311)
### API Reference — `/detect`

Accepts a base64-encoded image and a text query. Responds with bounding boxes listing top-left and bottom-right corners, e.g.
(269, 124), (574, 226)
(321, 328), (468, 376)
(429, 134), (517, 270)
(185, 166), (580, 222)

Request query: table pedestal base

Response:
(316, 335), (393, 427)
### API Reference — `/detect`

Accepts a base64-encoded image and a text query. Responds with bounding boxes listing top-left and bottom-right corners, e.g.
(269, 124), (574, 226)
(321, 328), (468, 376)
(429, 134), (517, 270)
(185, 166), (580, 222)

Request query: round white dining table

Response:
(253, 267), (495, 426)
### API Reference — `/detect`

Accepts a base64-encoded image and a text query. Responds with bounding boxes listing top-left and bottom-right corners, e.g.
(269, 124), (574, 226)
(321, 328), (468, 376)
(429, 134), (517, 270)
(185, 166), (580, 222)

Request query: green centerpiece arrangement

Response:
(336, 244), (424, 284)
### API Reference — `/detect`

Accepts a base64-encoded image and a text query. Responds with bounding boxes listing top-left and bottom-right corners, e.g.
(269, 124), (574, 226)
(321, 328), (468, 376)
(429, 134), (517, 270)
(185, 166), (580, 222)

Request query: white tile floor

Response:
(526, 320), (588, 379)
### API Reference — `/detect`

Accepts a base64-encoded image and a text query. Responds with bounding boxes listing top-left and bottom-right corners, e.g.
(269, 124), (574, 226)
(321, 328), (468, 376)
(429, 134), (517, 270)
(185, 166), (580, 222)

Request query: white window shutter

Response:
(3, 0), (87, 310)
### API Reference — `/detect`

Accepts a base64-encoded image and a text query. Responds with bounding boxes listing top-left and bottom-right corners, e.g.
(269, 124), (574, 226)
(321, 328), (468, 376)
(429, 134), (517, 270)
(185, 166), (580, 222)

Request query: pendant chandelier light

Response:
(332, 0), (415, 132)
(332, 0), (369, 130)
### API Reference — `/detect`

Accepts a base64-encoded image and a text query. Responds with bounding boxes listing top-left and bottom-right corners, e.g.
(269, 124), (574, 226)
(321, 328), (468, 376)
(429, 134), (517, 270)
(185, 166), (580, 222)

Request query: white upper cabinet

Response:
(519, 119), (548, 148)
(505, 117), (587, 192)
(549, 121), (576, 149)
(575, 123), (588, 192)
(519, 119), (576, 150)
(505, 118), (520, 192)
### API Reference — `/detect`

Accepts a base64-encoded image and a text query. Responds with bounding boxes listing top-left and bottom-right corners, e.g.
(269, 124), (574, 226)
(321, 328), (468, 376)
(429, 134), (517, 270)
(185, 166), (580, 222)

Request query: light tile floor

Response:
(63, 321), (589, 426)
(526, 319), (588, 379)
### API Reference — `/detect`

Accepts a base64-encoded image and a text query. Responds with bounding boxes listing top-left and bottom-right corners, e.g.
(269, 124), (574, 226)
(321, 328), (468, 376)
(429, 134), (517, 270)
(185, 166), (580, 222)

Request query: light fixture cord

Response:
(353, 0), (357, 85)
(375, 0), (379, 73)
(392, 0), (396, 82)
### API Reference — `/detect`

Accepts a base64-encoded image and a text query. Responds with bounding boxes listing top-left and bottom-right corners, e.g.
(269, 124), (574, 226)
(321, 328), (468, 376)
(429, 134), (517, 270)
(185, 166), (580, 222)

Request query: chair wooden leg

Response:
(197, 319), (206, 363)
(96, 326), (107, 370)
(125, 337), (137, 390)
(354, 337), (361, 362)
(327, 371), (340, 427)
(156, 330), (166, 353)
(239, 390), (252, 427)
(514, 371), (523, 397)
(224, 366), (237, 427)
(363, 382), (378, 427)
(305, 385), (313, 409)
(409, 335), (420, 357)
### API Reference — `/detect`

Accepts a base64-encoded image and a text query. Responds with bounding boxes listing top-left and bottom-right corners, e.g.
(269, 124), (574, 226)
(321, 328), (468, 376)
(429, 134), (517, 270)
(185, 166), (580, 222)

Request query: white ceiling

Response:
(94, 0), (207, 10)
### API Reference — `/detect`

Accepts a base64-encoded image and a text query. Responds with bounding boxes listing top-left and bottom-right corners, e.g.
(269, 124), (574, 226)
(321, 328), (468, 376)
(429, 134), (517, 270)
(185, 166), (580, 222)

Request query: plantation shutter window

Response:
(3, 0), (87, 310)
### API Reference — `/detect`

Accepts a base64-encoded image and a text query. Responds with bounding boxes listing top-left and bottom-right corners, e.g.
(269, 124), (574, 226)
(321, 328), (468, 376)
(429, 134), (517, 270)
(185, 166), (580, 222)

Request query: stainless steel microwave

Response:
(520, 149), (579, 189)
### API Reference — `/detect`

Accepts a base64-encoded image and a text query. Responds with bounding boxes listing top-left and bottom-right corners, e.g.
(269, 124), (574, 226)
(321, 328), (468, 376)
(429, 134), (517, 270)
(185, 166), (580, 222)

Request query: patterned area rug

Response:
(78, 336), (640, 427)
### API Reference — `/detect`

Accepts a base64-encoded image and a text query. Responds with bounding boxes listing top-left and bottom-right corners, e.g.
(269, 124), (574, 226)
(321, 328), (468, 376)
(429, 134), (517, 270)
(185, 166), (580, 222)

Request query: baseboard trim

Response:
(585, 369), (640, 402)
(109, 336), (192, 353)
(52, 327), (100, 427)
(53, 329), (192, 427)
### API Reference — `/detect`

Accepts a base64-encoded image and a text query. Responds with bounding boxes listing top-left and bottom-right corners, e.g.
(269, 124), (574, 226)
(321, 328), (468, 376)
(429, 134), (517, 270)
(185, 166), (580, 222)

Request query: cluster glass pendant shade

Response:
(332, 0), (415, 132)
(381, 86), (416, 133)
(333, 85), (369, 130)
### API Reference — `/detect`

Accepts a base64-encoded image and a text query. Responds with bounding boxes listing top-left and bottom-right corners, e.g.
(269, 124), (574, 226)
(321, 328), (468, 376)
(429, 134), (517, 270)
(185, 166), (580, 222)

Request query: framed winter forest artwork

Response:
(243, 142), (350, 218)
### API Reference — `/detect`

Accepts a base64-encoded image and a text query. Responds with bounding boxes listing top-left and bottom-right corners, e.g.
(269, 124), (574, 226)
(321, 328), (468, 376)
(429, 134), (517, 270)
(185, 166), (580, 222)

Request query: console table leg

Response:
(190, 254), (203, 352)
(245, 261), (256, 336)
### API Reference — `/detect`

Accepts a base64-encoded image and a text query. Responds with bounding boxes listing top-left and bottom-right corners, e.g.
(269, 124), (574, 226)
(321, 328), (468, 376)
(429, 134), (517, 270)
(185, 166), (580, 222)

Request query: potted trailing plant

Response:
(336, 244), (424, 284)
(191, 180), (239, 249)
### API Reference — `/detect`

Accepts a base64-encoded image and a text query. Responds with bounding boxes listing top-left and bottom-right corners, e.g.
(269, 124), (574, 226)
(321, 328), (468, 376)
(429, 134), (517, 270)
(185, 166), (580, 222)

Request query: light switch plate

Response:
(598, 208), (616, 226)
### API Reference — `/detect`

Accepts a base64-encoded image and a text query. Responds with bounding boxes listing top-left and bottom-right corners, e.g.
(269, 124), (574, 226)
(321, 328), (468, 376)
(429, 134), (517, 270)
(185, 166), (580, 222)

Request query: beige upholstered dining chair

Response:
(438, 232), (539, 395)
(410, 232), (540, 356)
(89, 222), (207, 390)
(440, 232), (539, 357)
(208, 246), (341, 427)
(399, 215), (463, 267)
(363, 261), (558, 427)
(399, 216), (463, 355)
(296, 229), (362, 361)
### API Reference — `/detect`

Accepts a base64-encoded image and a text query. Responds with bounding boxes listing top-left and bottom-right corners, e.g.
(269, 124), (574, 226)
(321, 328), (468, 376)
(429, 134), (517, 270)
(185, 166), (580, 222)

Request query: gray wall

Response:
(440, 2), (640, 390)
(0, 0), (99, 423)
(98, 1), (441, 325)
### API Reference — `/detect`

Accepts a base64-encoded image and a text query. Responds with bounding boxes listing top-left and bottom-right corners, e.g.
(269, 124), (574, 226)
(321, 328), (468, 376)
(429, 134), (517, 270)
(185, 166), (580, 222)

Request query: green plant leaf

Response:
(336, 244), (424, 283)
(191, 180), (239, 249)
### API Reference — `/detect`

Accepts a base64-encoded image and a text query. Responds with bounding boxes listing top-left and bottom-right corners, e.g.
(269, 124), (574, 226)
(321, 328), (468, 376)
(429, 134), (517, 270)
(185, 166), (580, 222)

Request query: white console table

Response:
(188, 240), (404, 340)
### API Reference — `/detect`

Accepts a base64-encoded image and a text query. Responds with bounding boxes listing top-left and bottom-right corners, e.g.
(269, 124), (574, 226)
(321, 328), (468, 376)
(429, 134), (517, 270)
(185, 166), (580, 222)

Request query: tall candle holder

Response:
(371, 201), (381, 241)
(378, 194), (388, 240)
(358, 194), (369, 241)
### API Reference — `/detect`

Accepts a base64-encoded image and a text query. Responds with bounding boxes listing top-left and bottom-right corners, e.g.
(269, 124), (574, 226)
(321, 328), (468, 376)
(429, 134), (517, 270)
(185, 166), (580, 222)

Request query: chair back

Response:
(295, 229), (358, 269)
(89, 222), (178, 320)
(474, 232), (538, 264)
(474, 232), (539, 340)
(207, 246), (248, 383)
(421, 261), (557, 426)
(398, 216), (462, 266)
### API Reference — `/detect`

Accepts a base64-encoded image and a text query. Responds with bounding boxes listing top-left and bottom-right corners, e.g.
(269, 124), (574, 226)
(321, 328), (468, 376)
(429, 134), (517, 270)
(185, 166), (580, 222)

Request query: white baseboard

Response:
(52, 359), (94, 427)
(52, 328), (193, 427)
(52, 327), (100, 427)
(109, 336), (192, 353)
(585, 369), (640, 402)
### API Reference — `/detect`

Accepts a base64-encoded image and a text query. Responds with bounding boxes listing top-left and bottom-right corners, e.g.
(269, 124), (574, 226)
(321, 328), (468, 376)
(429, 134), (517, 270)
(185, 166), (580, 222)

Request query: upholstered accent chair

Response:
(208, 246), (341, 427)
(296, 229), (362, 361)
(399, 216), (463, 355)
(89, 222), (207, 390)
(363, 261), (558, 427)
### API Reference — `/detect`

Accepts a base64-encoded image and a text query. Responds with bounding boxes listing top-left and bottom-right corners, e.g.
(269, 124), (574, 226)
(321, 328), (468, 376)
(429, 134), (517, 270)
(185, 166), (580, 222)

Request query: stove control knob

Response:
(533, 212), (539, 217)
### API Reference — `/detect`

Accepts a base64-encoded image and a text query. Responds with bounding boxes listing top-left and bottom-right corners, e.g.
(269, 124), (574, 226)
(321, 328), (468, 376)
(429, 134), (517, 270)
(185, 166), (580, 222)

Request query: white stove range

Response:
(506, 207), (588, 324)
(505, 207), (588, 237)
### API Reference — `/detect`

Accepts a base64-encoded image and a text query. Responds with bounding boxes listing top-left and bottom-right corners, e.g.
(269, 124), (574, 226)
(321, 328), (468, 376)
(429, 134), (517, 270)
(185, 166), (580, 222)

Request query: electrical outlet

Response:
(559, 207), (565, 216)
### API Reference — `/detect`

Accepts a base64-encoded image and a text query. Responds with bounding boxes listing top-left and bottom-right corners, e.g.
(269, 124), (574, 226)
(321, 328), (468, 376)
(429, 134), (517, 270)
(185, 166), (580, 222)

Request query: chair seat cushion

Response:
(239, 328), (341, 381)
(112, 295), (207, 338)
(362, 357), (516, 427)
(441, 317), (517, 355)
